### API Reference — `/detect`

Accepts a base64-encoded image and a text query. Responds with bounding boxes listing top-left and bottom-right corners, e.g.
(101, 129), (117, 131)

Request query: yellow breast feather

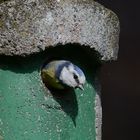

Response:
(41, 68), (64, 89)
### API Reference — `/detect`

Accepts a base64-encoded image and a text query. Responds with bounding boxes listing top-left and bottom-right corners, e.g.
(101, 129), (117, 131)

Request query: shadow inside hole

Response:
(41, 43), (101, 74)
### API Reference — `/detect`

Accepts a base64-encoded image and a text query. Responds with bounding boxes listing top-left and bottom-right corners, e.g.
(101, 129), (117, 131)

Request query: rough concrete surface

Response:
(0, 0), (119, 60)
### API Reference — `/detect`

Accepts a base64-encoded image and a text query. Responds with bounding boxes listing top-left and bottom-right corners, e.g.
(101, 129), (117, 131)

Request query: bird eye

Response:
(73, 74), (78, 79)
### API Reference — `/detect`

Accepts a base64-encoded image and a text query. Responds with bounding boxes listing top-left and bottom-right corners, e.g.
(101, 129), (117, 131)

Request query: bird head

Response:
(59, 63), (86, 90)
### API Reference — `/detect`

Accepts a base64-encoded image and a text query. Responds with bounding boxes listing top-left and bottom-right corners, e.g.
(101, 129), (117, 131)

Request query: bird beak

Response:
(78, 84), (84, 90)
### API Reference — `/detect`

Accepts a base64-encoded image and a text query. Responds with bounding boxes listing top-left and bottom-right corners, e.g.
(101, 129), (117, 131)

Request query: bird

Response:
(41, 60), (86, 90)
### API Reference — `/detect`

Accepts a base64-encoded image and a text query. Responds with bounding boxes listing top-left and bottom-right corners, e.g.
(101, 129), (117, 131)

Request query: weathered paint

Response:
(0, 45), (101, 140)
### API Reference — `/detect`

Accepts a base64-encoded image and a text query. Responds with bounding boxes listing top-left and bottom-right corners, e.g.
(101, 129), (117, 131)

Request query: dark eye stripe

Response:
(73, 74), (79, 84)
(73, 74), (78, 79)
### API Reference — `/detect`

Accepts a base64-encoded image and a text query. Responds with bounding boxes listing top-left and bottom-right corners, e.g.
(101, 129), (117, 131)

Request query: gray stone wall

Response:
(0, 0), (119, 60)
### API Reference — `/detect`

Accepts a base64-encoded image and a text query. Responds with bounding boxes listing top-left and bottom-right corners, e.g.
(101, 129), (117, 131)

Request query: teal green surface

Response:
(0, 45), (101, 140)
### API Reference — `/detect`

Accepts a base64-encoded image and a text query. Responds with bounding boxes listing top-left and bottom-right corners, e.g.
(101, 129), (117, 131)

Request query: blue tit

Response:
(41, 60), (86, 90)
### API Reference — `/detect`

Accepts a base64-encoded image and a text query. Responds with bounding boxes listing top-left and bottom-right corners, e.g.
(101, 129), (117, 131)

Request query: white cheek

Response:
(59, 67), (77, 87)
(64, 75), (77, 87)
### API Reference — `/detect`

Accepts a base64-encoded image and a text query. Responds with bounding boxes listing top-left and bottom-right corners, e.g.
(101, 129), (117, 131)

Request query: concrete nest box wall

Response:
(0, 0), (119, 60)
(0, 0), (119, 140)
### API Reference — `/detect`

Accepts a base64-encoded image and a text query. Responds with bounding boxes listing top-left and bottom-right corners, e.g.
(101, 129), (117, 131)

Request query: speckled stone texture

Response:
(0, 0), (119, 60)
(0, 1), (119, 140)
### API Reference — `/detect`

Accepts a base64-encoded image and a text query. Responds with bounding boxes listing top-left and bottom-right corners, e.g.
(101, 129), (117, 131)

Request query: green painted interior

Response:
(0, 44), (101, 140)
